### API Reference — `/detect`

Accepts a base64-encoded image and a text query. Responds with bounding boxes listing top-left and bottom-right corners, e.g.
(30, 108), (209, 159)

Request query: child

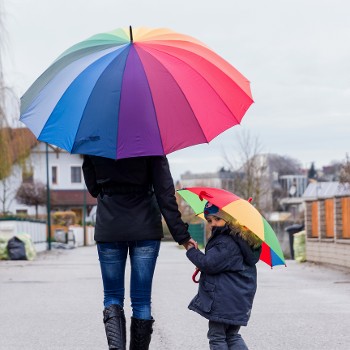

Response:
(185, 202), (262, 350)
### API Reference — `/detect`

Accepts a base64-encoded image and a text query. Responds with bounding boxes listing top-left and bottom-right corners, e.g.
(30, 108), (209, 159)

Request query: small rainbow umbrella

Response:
(19, 26), (253, 160)
(177, 187), (286, 267)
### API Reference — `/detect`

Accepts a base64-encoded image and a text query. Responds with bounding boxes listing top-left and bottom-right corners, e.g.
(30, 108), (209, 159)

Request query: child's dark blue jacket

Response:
(186, 225), (261, 326)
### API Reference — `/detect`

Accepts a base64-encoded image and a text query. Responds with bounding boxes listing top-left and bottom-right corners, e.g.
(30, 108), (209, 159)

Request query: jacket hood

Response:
(231, 233), (261, 266)
(229, 223), (262, 249)
(211, 225), (261, 266)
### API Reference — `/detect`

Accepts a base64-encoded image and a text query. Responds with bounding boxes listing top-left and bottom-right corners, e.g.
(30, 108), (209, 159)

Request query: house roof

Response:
(51, 190), (97, 206)
(302, 181), (350, 199)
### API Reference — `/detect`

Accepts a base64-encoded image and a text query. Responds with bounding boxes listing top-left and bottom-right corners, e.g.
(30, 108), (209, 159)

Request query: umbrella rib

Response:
(148, 39), (251, 94)
(133, 46), (166, 155)
(135, 45), (208, 144)
(114, 46), (133, 159)
(70, 45), (130, 154)
(20, 44), (120, 115)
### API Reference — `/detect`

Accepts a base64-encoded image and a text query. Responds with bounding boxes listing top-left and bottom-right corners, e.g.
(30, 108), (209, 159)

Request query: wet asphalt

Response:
(0, 242), (350, 350)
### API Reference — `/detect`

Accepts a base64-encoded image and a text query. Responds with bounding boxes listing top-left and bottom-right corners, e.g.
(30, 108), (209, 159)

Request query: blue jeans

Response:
(97, 240), (160, 320)
(208, 321), (248, 350)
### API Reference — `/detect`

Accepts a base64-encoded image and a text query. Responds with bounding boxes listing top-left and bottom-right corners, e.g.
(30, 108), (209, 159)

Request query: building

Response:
(179, 168), (236, 191)
(0, 129), (96, 222)
(302, 181), (350, 268)
(278, 174), (308, 217)
(279, 174), (308, 198)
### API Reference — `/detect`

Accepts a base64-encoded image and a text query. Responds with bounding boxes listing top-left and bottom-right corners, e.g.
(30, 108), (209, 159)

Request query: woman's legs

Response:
(97, 242), (128, 308)
(129, 240), (160, 350)
(97, 240), (160, 349)
(129, 240), (160, 319)
(97, 239), (160, 314)
(97, 242), (129, 349)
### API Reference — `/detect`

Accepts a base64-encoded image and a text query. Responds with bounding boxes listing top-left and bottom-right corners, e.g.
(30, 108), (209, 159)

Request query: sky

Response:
(2, 0), (350, 181)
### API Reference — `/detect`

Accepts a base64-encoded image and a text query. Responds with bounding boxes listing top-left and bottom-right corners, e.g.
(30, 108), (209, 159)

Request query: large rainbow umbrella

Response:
(19, 26), (253, 160)
(177, 187), (286, 267)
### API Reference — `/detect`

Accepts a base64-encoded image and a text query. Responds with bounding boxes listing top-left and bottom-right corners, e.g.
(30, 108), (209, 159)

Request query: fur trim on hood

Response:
(229, 220), (262, 249)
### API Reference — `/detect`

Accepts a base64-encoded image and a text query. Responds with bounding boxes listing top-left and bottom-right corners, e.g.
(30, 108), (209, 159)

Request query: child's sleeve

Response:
(186, 242), (243, 274)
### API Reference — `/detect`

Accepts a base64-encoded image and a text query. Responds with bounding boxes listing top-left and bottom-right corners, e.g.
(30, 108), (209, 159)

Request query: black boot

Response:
(103, 304), (126, 350)
(129, 317), (154, 350)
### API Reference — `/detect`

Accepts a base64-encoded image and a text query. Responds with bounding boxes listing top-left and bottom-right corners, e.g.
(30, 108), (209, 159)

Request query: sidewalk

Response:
(1, 242), (350, 349)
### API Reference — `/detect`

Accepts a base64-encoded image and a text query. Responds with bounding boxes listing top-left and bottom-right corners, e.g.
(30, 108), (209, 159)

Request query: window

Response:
(52, 166), (58, 184)
(71, 166), (82, 183)
(22, 164), (33, 183)
(22, 172), (33, 183)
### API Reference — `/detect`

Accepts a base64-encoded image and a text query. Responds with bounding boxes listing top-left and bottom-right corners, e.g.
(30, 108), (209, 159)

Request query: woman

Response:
(82, 155), (196, 350)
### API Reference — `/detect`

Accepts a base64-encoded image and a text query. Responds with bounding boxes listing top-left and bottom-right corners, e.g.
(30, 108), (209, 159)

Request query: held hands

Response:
(182, 238), (198, 250)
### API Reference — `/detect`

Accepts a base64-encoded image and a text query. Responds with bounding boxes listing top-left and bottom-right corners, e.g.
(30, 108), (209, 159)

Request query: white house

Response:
(0, 131), (96, 222)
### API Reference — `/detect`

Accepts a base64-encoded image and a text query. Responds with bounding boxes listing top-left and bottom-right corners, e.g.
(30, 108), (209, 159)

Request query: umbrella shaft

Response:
(129, 25), (133, 42)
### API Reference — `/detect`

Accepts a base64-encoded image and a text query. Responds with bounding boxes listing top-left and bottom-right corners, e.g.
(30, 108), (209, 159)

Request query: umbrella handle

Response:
(192, 268), (200, 283)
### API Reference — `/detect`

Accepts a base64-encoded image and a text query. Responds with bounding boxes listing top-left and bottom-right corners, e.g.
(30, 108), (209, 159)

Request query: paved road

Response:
(1, 242), (350, 349)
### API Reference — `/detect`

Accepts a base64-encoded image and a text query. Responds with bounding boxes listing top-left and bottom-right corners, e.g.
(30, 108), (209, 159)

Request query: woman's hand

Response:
(182, 238), (198, 250)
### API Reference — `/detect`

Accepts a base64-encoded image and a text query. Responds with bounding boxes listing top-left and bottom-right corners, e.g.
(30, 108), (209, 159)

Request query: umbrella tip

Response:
(129, 25), (133, 43)
(248, 197), (253, 203)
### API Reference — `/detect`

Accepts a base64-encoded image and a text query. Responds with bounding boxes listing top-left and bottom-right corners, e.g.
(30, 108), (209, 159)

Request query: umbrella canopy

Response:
(20, 26), (253, 160)
(177, 187), (286, 267)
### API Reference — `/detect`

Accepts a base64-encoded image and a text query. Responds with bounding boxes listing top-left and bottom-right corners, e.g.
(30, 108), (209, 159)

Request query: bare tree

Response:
(223, 130), (270, 213)
(15, 181), (47, 218)
(266, 153), (302, 211)
(223, 131), (303, 213)
(339, 153), (350, 188)
(268, 154), (301, 176)
(0, 1), (11, 181)
(0, 1), (21, 182)
(0, 177), (17, 214)
(0, 3), (35, 215)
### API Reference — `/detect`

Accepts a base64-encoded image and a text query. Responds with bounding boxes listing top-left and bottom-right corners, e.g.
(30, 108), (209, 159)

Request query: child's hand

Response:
(183, 238), (198, 250)
(185, 243), (195, 250)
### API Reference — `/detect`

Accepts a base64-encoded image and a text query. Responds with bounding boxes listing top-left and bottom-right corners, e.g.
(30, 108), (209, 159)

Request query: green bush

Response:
(293, 230), (306, 263)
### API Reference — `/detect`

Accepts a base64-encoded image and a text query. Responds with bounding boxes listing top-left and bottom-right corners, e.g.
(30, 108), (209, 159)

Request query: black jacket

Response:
(186, 225), (261, 326)
(82, 155), (190, 244)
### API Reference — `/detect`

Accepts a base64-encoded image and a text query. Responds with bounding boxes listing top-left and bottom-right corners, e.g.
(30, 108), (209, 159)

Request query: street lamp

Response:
(45, 143), (52, 250)
(83, 183), (87, 246)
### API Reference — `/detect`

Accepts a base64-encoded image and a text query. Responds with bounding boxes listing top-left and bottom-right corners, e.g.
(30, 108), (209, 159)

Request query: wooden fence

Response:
(305, 195), (350, 268)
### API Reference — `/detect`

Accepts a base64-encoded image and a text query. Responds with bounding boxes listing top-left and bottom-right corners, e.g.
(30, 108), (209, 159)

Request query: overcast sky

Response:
(2, 0), (350, 181)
